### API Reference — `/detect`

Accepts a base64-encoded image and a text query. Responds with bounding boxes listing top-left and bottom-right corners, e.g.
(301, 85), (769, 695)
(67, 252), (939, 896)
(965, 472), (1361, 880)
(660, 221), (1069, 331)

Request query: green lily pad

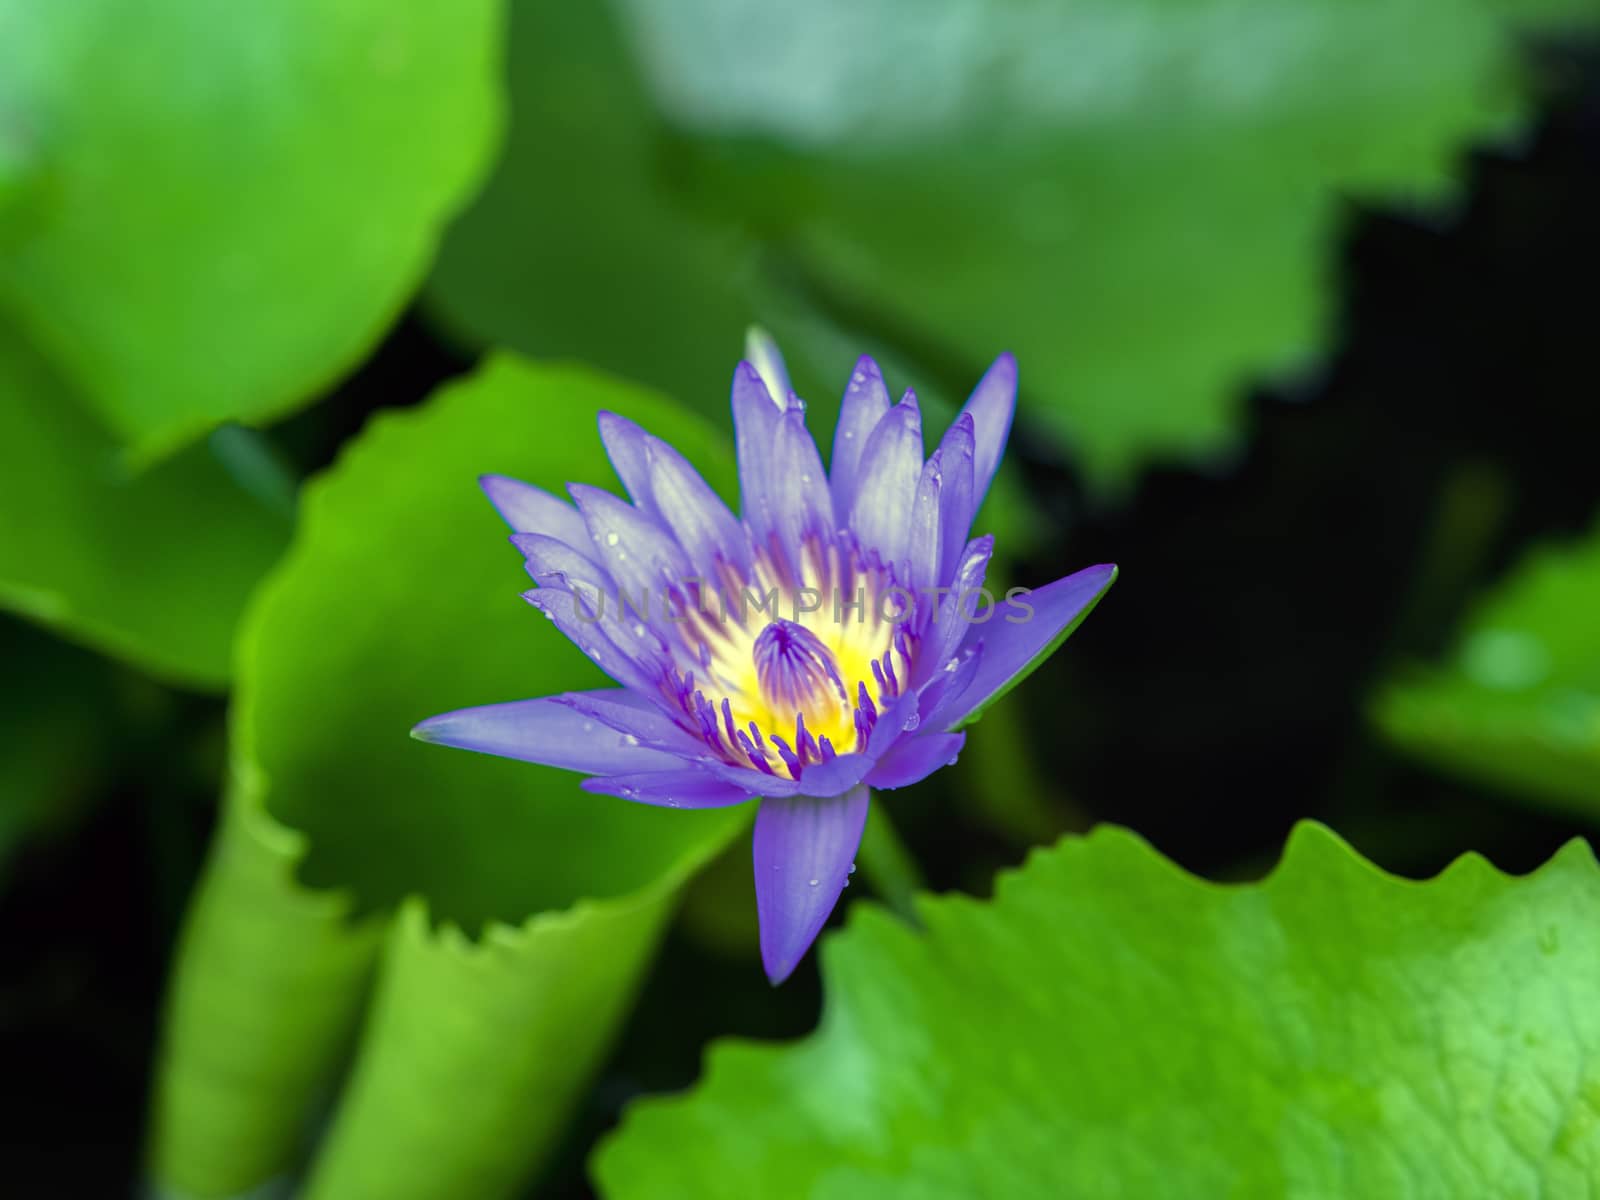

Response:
(432, 0), (1596, 490)
(596, 821), (1600, 1197)
(150, 356), (746, 1199)
(0, 0), (504, 458)
(1375, 524), (1600, 820)
(0, 326), (291, 688)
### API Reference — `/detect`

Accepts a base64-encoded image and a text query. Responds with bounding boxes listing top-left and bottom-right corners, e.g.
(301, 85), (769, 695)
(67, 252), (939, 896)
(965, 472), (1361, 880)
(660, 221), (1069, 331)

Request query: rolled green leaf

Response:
(149, 775), (384, 1199)
(149, 357), (746, 1197)
(301, 873), (702, 1199)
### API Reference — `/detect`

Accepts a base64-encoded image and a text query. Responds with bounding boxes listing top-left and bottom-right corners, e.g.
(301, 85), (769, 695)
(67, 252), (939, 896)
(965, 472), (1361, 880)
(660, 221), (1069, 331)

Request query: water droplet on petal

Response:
(807, 878), (819, 887)
(605, 531), (620, 546)
(800, 472), (812, 484)
(581, 721), (596, 733)
(622, 734), (639, 745)
(848, 862), (857, 875)
(947, 756), (960, 766)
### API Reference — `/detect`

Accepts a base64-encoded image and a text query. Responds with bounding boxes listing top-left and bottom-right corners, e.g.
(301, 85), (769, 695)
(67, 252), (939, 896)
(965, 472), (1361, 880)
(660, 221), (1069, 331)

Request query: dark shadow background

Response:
(2, 39), (1596, 1200)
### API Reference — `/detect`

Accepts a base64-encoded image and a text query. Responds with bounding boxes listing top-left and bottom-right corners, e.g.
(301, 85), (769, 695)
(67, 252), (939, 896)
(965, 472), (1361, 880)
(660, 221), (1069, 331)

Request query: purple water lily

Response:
(413, 336), (1115, 983)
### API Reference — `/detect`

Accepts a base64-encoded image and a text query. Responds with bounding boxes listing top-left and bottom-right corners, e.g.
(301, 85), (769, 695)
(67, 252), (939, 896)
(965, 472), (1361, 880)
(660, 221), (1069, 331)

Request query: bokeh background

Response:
(3, 1), (1598, 1197)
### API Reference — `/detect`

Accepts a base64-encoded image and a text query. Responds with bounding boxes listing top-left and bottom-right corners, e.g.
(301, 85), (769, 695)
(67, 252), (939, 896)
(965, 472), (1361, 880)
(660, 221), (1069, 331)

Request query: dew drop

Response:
(947, 756), (960, 766)
(633, 623), (647, 637)
(800, 473), (812, 484)
(622, 734), (639, 746)
(842, 430), (855, 440)
(581, 721), (596, 733)
(848, 862), (857, 875)
(944, 659), (959, 672)
(852, 371), (865, 384)
(605, 531), (621, 546)
(807, 878), (819, 887)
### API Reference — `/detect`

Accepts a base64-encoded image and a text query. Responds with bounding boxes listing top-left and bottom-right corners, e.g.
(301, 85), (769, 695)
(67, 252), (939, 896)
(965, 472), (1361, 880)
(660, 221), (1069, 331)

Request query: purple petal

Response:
(512, 531), (608, 592)
(479, 475), (591, 549)
(732, 362), (784, 542)
(957, 352), (1016, 512)
(866, 731), (966, 789)
(865, 690), (923, 757)
(703, 761), (804, 797)
(753, 785), (870, 984)
(552, 690), (706, 757)
(796, 752), (874, 797)
(943, 563), (1118, 727)
(916, 535), (995, 684)
(597, 412), (657, 515)
(412, 696), (684, 774)
(522, 589), (659, 693)
(645, 435), (749, 573)
(918, 644), (984, 730)
(848, 393), (923, 575)
(905, 450), (943, 599)
(582, 770), (754, 809)
(569, 483), (692, 602)
(932, 415), (976, 582)
(829, 355), (890, 515)
(772, 409), (835, 563)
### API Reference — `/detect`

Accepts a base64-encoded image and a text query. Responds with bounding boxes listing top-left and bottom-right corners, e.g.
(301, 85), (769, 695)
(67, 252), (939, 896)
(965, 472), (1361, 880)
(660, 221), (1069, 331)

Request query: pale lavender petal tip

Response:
(478, 474), (591, 548)
(744, 326), (793, 410)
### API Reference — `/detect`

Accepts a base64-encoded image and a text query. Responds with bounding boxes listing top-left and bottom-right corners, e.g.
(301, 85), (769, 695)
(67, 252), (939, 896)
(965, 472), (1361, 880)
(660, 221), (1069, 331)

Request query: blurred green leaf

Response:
(0, 0), (504, 459)
(433, 0), (1595, 490)
(1375, 522), (1600, 819)
(0, 327), (290, 688)
(150, 356), (745, 1200)
(597, 822), (1600, 1198)
(426, 0), (752, 416)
